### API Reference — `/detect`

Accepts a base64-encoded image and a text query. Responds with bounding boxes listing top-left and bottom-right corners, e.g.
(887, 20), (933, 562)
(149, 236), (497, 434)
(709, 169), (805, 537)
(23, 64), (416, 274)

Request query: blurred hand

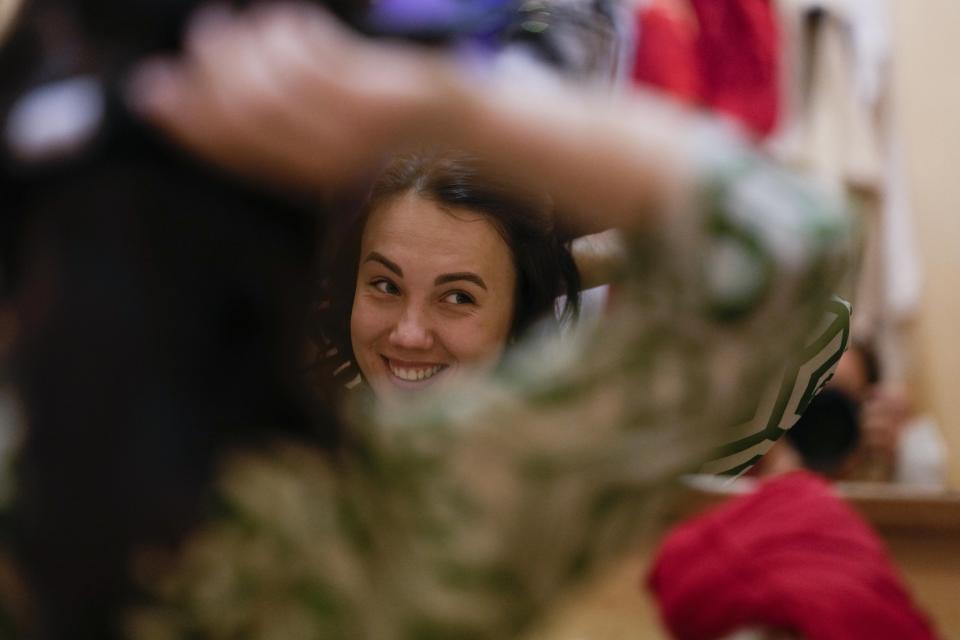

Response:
(860, 385), (913, 464)
(127, 2), (453, 191)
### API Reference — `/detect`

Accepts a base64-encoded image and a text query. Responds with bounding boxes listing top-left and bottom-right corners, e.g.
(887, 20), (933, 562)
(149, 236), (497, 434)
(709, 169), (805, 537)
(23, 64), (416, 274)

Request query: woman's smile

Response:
(351, 192), (516, 400)
(382, 356), (449, 386)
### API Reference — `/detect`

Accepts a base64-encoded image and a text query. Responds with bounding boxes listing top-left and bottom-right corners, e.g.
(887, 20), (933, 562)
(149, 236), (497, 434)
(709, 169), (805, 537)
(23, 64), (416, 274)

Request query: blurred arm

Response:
(128, 3), (700, 234)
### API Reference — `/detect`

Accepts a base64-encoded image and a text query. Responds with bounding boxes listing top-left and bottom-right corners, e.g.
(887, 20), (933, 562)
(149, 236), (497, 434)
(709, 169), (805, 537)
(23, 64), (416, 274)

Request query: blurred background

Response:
(894, 0), (960, 492)
(0, 0), (957, 638)
(532, 2), (960, 636)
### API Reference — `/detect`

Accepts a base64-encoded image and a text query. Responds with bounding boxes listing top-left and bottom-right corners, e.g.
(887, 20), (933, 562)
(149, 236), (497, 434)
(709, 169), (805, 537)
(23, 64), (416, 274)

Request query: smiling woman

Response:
(314, 150), (581, 402)
(352, 192), (518, 398)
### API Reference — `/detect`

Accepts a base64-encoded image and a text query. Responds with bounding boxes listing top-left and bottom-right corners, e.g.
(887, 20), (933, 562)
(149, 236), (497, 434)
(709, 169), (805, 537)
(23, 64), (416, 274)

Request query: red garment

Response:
(647, 472), (938, 640)
(632, 0), (780, 138)
(631, 5), (699, 103)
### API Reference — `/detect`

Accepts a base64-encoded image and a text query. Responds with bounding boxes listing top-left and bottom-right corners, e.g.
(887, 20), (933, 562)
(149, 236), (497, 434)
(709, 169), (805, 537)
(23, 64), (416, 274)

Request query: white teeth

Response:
(389, 363), (443, 382)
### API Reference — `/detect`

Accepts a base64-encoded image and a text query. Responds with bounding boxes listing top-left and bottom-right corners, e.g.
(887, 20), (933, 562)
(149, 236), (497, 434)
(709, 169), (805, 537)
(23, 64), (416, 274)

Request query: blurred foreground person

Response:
(830, 343), (947, 486)
(0, 1), (344, 637)
(1, 2), (851, 638)
(648, 471), (937, 640)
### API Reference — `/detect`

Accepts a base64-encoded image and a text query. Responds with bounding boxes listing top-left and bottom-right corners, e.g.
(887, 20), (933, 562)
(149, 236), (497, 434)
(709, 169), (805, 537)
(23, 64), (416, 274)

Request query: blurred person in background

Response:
(831, 342), (947, 486)
(0, 1), (851, 638)
(757, 386), (862, 479)
(758, 342), (948, 486)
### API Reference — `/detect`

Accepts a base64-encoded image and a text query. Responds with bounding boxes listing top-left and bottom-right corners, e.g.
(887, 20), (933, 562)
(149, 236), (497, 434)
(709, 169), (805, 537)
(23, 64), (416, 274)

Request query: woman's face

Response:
(351, 192), (517, 400)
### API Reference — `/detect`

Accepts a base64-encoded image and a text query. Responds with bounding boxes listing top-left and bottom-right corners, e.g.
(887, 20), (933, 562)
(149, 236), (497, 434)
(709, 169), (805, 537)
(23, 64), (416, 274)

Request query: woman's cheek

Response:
(447, 314), (509, 365)
(350, 295), (384, 351)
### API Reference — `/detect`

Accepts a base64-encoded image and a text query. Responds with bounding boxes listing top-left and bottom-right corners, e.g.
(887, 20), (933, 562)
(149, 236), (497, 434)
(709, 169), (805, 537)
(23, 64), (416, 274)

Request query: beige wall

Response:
(894, 0), (960, 489)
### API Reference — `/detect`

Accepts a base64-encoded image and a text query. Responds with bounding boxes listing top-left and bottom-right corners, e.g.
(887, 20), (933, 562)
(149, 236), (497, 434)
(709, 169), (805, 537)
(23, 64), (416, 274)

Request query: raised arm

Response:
(131, 3), (701, 235)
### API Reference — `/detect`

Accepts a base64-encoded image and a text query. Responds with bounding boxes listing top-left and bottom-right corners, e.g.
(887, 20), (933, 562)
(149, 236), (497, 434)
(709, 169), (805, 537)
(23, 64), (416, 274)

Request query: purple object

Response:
(364, 0), (515, 40)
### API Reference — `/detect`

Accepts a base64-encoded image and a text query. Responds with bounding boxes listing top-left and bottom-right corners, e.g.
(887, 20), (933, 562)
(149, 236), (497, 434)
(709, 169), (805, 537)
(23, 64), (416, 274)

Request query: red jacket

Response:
(648, 471), (938, 639)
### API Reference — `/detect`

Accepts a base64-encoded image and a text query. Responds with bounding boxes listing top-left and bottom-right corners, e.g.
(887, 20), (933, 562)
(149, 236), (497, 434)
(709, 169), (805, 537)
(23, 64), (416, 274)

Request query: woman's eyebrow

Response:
(435, 272), (487, 290)
(363, 251), (403, 277)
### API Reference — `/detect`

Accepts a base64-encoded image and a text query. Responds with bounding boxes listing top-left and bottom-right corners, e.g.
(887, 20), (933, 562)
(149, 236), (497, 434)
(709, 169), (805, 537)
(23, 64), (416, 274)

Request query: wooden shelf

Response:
(672, 474), (960, 534)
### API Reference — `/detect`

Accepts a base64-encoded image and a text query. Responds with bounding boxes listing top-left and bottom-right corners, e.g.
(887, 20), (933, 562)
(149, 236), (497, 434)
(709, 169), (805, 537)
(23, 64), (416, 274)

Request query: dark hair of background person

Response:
(785, 386), (861, 477)
(316, 151), (582, 396)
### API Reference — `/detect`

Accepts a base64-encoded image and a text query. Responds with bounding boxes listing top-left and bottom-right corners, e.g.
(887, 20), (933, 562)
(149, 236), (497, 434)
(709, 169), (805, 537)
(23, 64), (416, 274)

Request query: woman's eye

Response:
(442, 291), (475, 305)
(372, 279), (400, 295)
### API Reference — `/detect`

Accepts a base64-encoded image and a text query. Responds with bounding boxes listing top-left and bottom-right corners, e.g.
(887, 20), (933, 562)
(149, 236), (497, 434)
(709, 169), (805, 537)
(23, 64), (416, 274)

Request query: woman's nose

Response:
(388, 305), (434, 351)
